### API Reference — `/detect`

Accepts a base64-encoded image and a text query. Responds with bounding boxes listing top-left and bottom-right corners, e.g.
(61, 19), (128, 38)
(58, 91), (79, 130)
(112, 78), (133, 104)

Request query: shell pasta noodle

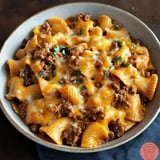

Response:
(5, 13), (158, 148)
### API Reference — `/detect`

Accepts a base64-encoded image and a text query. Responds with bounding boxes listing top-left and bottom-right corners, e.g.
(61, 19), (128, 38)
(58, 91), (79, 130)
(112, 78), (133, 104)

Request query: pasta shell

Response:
(89, 35), (111, 51)
(40, 118), (72, 144)
(85, 79), (96, 95)
(126, 94), (145, 122)
(26, 97), (59, 125)
(81, 122), (109, 148)
(134, 55), (149, 70)
(75, 20), (93, 36)
(135, 74), (158, 100)
(7, 56), (31, 77)
(89, 26), (103, 36)
(98, 15), (113, 30)
(48, 18), (69, 34)
(113, 42), (131, 64)
(32, 25), (42, 34)
(134, 46), (149, 56)
(111, 66), (137, 86)
(16, 35), (38, 58)
(5, 76), (41, 101)
(38, 78), (58, 97)
(59, 84), (83, 104)
(74, 54), (95, 78)
(106, 27), (130, 40)
(100, 51), (112, 68)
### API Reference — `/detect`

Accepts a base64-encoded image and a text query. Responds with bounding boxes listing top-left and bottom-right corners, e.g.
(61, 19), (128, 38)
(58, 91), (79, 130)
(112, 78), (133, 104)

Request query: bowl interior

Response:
(0, 2), (160, 153)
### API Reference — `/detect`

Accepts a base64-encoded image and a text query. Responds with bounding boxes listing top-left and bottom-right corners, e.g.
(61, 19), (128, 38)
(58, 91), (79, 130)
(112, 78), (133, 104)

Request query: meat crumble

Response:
(109, 119), (124, 138)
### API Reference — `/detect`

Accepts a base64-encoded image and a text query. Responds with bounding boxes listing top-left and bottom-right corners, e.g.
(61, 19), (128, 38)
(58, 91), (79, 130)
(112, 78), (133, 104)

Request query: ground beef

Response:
(29, 124), (40, 133)
(69, 47), (80, 57)
(108, 131), (115, 140)
(94, 82), (102, 88)
(19, 65), (36, 86)
(128, 55), (137, 67)
(81, 107), (105, 121)
(111, 24), (123, 30)
(34, 48), (56, 64)
(80, 91), (89, 102)
(34, 49), (56, 80)
(103, 30), (107, 36)
(111, 82), (135, 108)
(41, 21), (52, 34)
(33, 48), (46, 60)
(140, 69), (155, 78)
(95, 60), (103, 68)
(109, 119), (124, 138)
(62, 122), (83, 146)
(46, 100), (73, 118)
(76, 13), (91, 21)
(110, 40), (119, 51)
(13, 98), (28, 120)
(69, 55), (80, 66)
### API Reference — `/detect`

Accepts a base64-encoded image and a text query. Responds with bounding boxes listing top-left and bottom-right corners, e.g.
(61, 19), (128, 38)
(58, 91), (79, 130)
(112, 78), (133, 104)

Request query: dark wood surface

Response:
(0, 0), (159, 159)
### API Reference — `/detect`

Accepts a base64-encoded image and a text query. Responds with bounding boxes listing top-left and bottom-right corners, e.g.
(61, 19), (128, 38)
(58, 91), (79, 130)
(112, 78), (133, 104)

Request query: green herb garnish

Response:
(53, 45), (66, 55)
(114, 55), (122, 64)
(53, 46), (60, 54)
(72, 78), (84, 85)
(59, 45), (66, 49)
(71, 68), (81, 76)
(104, 72), (110, 76)
(16, 80), (21, 83)
(78, 28), (84, 35)
(77, 78), (84, 85)
(52, 71), (56, 77)
(123, 62), (131, 67)
(58, 79), (63, 84)
(132, 43), (136, 48)
(49, 81), (54, 84)
(61, 49), (66, 56)
(80, 85), (87, 91)
(109, 65), (114, 69)
(38, 72), (44, 78)
(116, 39), (123, 47)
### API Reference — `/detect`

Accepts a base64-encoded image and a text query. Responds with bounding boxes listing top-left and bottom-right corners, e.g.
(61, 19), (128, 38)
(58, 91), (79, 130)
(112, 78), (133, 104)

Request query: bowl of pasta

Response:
(0, 2), (160, 153)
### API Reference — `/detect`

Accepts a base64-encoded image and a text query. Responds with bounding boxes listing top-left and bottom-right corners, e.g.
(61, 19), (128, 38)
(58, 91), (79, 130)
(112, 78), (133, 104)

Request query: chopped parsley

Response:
(113, 55), (122, 64)
(53, 45), (67, 55)
(80, 85), (87, 91)
(123, 62), (131, 67)
(61, 49), (66, 56)
(52, 71), (56, 77)
(132, 43), (136, 48)
(16, 80), (21, 83)
(53, 45), (60, 54)
(58, 79), (63, 84)
(59, 45), (66, 49)
(70, 68), (81, 76)
(38, 72), (44, 78)
(104, 72), (110, 76)
(72, 78), (84, 85)
(49, 81), (54, 84)
(116, 39), (123, 47)
(78, 28), (84, 35)
(109, 65), (114, 69)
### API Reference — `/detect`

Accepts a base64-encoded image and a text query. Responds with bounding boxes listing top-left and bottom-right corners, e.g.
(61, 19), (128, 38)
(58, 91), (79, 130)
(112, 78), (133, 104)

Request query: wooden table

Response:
(0, 0), (159, 159)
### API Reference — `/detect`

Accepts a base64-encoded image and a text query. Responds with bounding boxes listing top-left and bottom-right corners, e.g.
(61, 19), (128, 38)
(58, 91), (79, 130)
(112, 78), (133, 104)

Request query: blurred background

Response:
(0, 0), (159, 159)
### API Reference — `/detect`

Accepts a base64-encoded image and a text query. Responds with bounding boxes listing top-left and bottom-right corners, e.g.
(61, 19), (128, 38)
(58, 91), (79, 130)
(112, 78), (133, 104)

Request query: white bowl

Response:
(0, 2), (160, 153)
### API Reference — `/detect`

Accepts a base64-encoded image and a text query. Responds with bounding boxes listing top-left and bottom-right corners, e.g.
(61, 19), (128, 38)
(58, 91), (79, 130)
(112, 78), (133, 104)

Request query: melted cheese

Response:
(5, 14), (158, 148)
